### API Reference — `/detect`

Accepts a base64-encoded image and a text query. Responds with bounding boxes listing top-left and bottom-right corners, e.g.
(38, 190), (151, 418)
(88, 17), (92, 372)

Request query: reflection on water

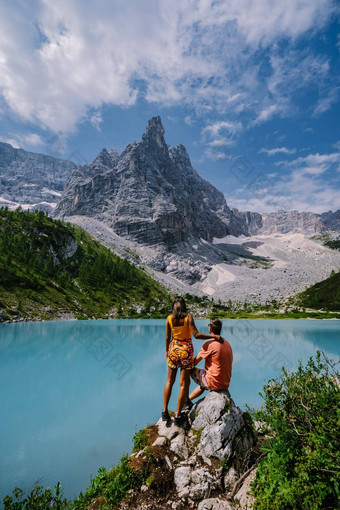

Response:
(1, 319), (339, 502)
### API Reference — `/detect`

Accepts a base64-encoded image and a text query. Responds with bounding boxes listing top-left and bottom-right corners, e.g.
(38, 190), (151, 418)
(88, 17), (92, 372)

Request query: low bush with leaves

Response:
(250, 352), (340, 510)
(3, 482), (68, 510)
(132, 427), (149, 453)
(71, 456), (151, 509)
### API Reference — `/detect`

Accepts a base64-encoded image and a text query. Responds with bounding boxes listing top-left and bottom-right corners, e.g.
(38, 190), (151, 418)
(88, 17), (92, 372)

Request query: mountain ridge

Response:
(1, 117), (340, 302)
(0, 141), (76, 213)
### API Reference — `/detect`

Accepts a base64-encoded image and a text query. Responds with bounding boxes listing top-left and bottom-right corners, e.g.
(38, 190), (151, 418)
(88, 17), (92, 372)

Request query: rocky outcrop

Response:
(0, 142), (76, 212)
(320, 210), (340, 231)
(258, 210), (327, 235)
(117, 391), (258, 510)
(234, 209), (328, 235)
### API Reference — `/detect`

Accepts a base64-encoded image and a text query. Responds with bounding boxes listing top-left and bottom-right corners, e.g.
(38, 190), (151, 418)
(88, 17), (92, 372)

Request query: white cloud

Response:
(201, 120), (243, 154)
(205, 148), (231, 161)
(0, 132), (44, 149)
(230, 149), (340, 213)
(269, 50), (330, 97)
(0, 0), (335, 132)
(202, 121), (243, 138)
(21, 133), (44, 146)
(260, 147), (297, 156)
(210, 138), (234, 147)
(0, 137), (20, 148)
(313, 86), (340, 116)
(287, 152), (340, 170)
(252, 105), (282, 126)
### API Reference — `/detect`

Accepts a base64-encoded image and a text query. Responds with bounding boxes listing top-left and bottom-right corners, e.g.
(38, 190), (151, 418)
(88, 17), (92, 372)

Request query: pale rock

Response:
(234, 469), (256, 509)
(170, 433), (189, 458)
(152, 436), (168, 447)
(135, 448), (146, 458)
(174, 466), (191, 499)
(223, 467), (237, 490)
(157, 418), (180, 441)
(191, 391), (232, 430)
(187, 454), (197, 466)
(197, 498), (234, 510)
(189, 468), (216, 500)
(192, 391), (245, 460)
(165, 455), (173, 470)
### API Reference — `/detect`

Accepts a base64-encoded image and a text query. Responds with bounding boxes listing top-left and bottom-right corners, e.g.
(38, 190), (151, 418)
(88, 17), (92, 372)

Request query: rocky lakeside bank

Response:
(100, 391), (260, 510)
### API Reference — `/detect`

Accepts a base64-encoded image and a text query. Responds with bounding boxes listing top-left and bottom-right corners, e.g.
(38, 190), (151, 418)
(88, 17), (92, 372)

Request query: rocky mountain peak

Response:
(145, 115), (165, 136)
(141, 116), (168, 157)
(109, 147), (120, 166)
(169, 144), (192, 171)
(92, 147), (115, 169)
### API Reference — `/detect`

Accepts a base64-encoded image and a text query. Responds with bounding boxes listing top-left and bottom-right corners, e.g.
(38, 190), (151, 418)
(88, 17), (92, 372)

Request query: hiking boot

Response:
(161, 410), (170, 422)
(182, 397), (193, 412)
(173, 414), (186, 427)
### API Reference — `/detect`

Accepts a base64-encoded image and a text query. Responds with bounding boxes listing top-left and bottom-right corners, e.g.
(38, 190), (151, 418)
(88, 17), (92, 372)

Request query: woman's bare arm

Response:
(188, 315), (220, 340)
(165, 318), (172, 356)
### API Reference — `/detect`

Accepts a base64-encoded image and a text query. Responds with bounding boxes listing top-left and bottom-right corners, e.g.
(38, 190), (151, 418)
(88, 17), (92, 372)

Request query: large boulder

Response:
(190, 391), (245, 461)
(117, 391), (257, 510)
(155, 391), (256, 507)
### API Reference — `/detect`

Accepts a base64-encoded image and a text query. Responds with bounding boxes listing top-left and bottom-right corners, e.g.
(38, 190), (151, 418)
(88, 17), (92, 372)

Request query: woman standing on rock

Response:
(162, 296), (219, 426)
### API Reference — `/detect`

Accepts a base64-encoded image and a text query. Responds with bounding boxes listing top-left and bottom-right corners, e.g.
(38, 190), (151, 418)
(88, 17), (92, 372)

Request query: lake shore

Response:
(1, 309), (340, 323)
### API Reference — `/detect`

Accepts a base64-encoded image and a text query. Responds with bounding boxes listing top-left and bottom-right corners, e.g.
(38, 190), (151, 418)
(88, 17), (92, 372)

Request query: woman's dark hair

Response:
(171, 296), (187, 324)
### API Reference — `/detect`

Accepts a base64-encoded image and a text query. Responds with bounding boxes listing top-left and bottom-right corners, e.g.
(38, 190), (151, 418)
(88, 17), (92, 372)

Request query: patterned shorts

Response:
(190, 368), (210, 390)
(167, 339), (194, 369)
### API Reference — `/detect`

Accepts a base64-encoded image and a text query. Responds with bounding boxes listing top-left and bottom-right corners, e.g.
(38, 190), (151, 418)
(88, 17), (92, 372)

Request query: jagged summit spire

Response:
(141, 116), (167, 155)
(145, 116), (165, 136)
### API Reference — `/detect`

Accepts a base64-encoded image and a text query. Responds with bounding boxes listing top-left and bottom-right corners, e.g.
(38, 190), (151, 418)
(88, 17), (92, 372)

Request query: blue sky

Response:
(0, 0), (339, 213)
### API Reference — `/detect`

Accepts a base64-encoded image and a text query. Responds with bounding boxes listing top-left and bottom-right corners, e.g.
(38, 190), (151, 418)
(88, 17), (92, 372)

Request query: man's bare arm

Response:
(193, 354), (203, 366)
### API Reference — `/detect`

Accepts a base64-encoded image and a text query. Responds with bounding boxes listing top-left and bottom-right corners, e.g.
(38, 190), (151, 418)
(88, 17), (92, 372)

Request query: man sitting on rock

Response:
(184, 318), (233, 408)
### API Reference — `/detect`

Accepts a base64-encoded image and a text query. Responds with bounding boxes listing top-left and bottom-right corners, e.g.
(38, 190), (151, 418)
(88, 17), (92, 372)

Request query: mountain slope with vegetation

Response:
(0, 208), (171, 320)
(298, 269), (340, 311)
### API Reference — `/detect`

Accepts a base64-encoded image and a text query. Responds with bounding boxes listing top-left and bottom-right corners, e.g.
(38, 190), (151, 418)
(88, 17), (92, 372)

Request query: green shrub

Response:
(72, 455), (151, 509)
(132, 427), (149, 452)
(251, 352), (340, 510)
(3, 482), (68, 510)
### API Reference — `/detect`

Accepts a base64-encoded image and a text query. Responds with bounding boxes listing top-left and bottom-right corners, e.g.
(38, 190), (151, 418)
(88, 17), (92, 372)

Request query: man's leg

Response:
(189, 368), (209, 401)
(189, 385), (205, 401)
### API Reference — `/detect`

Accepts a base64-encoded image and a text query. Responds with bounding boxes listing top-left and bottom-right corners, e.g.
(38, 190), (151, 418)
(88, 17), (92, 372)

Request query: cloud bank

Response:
(0, 0), (336, 132)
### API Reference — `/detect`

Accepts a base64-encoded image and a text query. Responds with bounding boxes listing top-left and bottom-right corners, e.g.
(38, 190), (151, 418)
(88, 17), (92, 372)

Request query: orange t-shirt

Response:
(198, 338), (233, 390)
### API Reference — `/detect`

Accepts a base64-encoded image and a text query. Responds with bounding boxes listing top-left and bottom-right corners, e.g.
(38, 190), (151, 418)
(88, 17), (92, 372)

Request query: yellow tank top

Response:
(168, 314), (191, 341)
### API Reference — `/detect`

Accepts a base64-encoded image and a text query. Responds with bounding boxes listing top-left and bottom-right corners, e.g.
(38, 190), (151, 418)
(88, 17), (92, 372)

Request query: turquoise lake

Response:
(1, 319), (339, 503)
